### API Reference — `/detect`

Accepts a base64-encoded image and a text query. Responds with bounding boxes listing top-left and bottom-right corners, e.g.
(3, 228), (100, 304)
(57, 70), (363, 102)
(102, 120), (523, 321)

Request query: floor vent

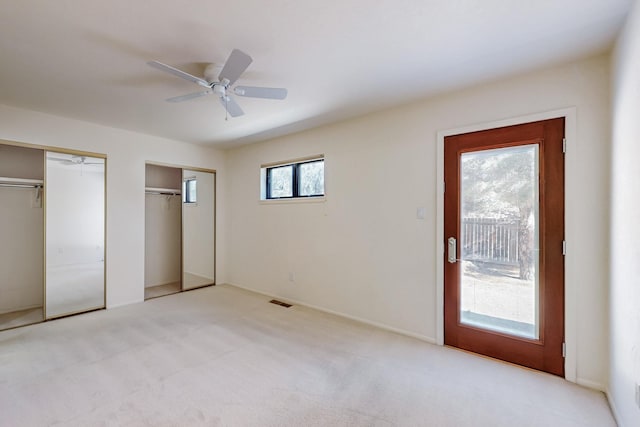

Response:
(269, 299), (292, 308)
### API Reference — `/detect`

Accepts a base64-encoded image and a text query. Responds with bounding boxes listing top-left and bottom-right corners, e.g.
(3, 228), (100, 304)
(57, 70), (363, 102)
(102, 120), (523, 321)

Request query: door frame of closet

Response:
(145, 161), (217, 294)
(0, 138), (107, 323)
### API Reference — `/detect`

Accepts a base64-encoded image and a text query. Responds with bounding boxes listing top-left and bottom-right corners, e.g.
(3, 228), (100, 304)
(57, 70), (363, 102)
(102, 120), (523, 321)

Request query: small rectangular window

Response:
(264, 158), (324, 200)
(183, 178), (197, 203)
(268, 165), (293, 198)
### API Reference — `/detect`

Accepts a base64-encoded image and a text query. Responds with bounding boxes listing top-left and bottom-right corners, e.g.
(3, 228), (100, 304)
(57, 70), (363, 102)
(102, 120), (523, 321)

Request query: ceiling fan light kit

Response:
(148, 49), (288, 119)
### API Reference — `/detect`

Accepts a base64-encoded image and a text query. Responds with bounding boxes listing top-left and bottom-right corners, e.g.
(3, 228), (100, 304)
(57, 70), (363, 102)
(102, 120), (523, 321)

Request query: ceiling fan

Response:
(148, 49), (287, 118)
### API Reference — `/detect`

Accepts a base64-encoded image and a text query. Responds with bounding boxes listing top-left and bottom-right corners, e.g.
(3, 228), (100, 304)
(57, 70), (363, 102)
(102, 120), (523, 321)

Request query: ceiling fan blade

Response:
(219, 95), (244, 117)
(166, 90), (213, 103)
(148, 60), (210, 88)
(47, 158), (74, 164)
(218, 49), (252, 86)
(233, 86), (287, 100)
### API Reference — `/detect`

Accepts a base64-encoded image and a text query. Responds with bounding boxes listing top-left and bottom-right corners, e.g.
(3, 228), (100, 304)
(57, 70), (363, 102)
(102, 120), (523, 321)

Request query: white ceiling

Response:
(0, 1), (632, 148)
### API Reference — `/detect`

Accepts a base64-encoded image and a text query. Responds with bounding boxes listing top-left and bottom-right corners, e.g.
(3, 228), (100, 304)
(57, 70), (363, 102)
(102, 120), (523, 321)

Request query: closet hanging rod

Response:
(145, 191), (181, 196)
(145, 186), (181, 196)
(0, 177), (44, 188)
(0, 183), (43, 189)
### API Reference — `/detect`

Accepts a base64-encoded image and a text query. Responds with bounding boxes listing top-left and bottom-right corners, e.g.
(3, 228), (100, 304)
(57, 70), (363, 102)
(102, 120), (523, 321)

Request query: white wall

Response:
(0, 104), (226, 308)
(226, 55), (611, 388)
(610, 1), (640, 424)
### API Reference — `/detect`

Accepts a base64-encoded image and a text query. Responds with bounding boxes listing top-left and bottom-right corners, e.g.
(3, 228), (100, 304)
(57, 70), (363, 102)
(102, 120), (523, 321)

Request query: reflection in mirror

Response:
(46, 152), (105, 318)
(182, 170), (215, 290)
(0, 145), (45, 330)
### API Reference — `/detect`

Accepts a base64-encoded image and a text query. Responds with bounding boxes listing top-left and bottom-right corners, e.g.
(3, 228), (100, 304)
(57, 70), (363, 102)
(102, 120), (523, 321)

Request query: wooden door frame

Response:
(435, 108), (578, 383)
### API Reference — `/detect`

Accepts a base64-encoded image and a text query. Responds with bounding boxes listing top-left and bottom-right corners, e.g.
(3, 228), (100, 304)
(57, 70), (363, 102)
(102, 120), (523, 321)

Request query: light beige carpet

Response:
(0, 285), (615, 426)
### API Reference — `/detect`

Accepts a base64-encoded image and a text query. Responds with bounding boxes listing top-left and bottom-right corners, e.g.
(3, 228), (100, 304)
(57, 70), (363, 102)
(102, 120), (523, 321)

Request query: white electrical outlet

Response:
(636, 382), (640, 409)
(288, 272), (295, 282)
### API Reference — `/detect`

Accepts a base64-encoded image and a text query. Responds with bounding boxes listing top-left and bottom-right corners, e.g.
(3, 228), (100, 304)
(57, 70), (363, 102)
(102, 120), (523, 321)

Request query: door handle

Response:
(448, 237), (457, 264)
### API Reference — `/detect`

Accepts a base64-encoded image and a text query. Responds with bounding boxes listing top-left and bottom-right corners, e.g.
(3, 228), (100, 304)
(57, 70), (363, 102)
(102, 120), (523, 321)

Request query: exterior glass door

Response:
(444, 118), (565, 376)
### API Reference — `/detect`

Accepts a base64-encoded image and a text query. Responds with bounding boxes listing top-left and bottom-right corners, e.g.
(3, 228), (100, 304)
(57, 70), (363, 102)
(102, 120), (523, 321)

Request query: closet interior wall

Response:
(0, 144), (44, 329)
(144, 164), (182, 299)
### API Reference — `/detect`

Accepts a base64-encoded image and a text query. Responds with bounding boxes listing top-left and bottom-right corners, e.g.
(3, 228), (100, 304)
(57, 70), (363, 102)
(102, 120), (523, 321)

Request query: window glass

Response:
(269, 165), (293, 198)
(188, 179), (197, 203)
(183, 178), (197, 203)
(299, 161), (324, 196)
(263, 158), (324, 200)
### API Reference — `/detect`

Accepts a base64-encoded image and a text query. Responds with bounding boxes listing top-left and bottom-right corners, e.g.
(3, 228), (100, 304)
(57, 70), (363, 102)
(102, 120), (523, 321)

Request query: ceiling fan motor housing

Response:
(203, 63), (220, 83)
(213, 84), (225, 96)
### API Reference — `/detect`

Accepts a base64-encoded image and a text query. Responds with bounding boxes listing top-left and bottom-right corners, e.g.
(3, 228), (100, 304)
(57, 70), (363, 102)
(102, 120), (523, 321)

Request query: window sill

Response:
(259, 196), (326, 205)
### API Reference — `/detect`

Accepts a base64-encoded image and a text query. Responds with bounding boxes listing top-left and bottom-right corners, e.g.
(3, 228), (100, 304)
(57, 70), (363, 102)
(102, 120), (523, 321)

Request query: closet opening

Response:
(144, 164), (216, 300)
(145, 164), (183, 300)
(0, 144), (45, 330)
(0, 141), (107, 331)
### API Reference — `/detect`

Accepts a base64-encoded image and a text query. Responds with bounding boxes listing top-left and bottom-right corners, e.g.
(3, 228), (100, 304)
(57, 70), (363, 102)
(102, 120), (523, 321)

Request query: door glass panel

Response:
(459, 144), (539, 339)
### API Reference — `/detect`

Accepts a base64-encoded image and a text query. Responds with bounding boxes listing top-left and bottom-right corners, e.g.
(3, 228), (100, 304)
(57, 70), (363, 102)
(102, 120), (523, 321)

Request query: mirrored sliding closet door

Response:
(182, 169), (215, 290)
(45, 152), (105, 318)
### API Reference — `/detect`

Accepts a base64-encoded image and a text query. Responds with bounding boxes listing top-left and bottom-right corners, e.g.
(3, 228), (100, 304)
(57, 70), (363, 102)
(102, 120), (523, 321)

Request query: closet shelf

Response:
(145, 186), (181, 195)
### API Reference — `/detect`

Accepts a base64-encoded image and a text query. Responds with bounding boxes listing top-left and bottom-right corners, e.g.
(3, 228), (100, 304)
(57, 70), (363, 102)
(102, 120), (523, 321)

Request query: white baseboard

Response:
(605, 388), (622, 427)
(224, 282), (437, 344)
(577, 377), (606, 392)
